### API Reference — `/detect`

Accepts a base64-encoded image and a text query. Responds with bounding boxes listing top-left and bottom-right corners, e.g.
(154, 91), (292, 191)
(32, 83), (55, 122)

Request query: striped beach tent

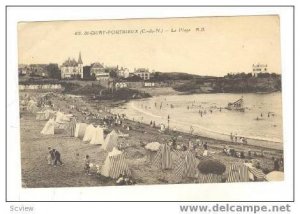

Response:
(109, 154), (131, 179)
(198, 173), (222, 183)
(248, 167), (266, 181)
(153, 143), (172, 170)
(101, 148), (131, 179)
(226, 164), (249, 183)
(174, 151), (198, 178)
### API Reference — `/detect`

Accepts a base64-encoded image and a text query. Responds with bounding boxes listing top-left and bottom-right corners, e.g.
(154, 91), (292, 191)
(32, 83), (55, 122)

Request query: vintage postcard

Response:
(18, 15), (283, 188)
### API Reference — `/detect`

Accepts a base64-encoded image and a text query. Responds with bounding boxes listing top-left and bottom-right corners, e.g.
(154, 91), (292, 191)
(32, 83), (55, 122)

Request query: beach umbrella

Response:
(145, 142), (161, 151)
(265, 171), (284, 181)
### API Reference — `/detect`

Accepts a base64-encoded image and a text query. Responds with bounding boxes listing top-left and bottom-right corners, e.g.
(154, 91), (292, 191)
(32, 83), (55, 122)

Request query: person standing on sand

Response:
(190, 126), (194, 135)
(84, 155), (91, 175)
(203, 142), (208, 156)
(52, 149), (63, 167)
(47, 147), (55, 165)
(274, 158), (280, 171)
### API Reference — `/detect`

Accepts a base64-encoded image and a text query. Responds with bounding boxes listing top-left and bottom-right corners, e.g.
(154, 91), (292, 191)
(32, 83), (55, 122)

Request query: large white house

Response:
(252, 63), (268, 77)
(134, 68), (151, 80)
(60, 52), (83, 79)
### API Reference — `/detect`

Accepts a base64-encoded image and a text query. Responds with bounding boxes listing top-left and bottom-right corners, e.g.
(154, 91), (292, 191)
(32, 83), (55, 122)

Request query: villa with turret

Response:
(60, 52), (83, 79)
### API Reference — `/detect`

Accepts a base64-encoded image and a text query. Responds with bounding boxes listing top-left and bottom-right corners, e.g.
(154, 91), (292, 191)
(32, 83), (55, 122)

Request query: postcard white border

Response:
(6, 6), (294, 201)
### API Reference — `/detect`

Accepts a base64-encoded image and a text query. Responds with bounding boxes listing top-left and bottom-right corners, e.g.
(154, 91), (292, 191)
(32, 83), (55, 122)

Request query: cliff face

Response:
(173, 77), (281, 93)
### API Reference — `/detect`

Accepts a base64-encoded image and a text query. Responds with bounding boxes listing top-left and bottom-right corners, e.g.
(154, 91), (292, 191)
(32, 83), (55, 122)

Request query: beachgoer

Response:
(230, 132), (233, 142)
(47, 147), (54, 165)
(84, 155), (91, 175)
(274, 158), (280, 171)
(203, 142), (208, 156)
(188, 140), (194, 150)
(190, 126), (194, 135)
(53, 149), (63, 166)
(116, 174), (125, 185)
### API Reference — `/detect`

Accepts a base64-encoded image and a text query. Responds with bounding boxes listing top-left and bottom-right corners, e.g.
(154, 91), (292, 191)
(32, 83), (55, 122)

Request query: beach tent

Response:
(83, 124), (95, 142)
(100, 147), (131, 178)
(90, 126), (105, 145)
(265, 171), (284, 181)
(101, 130), (119, 152)
(248, 167), (266, 181)
(145, 142), (161, 162)
(36, 112), (47, 121)
(75, 123), (88, 138)
(36, 109), (55, 121)
(27, 100), (38, 113)
(44, 109), (56, 120)
(174, 151), (198, 178)
(153, 143), (172, 170)
(145, 142), (161, 152)
(55, 111), (72, 123)
(198, 173), (223, 183)
(226, 164), (249, 183)
(41, 118), (56, 135)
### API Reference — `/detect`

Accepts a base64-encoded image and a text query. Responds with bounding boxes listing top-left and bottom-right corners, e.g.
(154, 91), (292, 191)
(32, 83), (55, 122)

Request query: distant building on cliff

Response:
(252, 63), (268, 77)
(117, 67), (130, 78)
(60, 52), (83, 79)
(90, 62), (109, 80)
(133, 68), (151, 80)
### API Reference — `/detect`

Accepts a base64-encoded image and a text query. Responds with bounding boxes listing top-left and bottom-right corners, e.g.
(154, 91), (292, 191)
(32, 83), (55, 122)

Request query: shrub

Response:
(197, 159), (226, 175)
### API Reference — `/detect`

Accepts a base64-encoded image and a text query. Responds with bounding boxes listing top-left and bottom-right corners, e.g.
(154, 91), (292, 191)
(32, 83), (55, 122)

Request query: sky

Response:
(18, 15), (281, 76)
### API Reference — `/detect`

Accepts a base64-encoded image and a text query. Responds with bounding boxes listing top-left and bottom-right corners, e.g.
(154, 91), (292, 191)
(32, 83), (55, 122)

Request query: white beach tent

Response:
(265, 171), (284, 181)
(36, 109), (56, 121)
(36, 112), (47, 121)
(90, 126), (105, 145)
(41, 118), (56, 135)
(75, 123), (88, 138)
(27, 100), (38, 113)
(101, 130), (119, 152)
(100, 147), (131, 178)
(55, 111), (72, 123)
(83, 124), (95, 142)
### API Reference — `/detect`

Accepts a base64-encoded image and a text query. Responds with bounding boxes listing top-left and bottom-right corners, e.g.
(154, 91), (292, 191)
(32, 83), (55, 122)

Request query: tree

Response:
(109, 70), (118, 78)
(46, 63), (60, 79)
(83, 66), (91, 80)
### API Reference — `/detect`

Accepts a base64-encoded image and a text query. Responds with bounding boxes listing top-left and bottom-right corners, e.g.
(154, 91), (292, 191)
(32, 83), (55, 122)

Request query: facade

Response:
(134, 68), (151, 80)
(60, 52), (83, 79)
(90, 62), (105, 76)
(90, 62), (109, 80)
(117, 67), (130, 78)
(95, 72), (110, 80)
(252, 63), (268, 77)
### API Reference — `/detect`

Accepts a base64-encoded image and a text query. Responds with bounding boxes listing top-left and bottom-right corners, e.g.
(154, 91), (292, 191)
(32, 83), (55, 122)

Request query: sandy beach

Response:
(19, 90), (284, 188)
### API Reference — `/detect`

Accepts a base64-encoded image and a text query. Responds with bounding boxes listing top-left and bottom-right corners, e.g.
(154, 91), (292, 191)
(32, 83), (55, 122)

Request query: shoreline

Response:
(108, 94), (283, 151)
(19, 91), (283, 187)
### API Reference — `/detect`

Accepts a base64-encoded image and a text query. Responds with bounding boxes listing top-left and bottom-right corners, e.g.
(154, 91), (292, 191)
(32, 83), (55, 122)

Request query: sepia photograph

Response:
(17, 15), (284, 188)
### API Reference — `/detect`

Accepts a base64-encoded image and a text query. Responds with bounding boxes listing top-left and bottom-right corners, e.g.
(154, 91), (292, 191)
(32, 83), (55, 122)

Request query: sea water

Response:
(112, 92), (283, 145)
